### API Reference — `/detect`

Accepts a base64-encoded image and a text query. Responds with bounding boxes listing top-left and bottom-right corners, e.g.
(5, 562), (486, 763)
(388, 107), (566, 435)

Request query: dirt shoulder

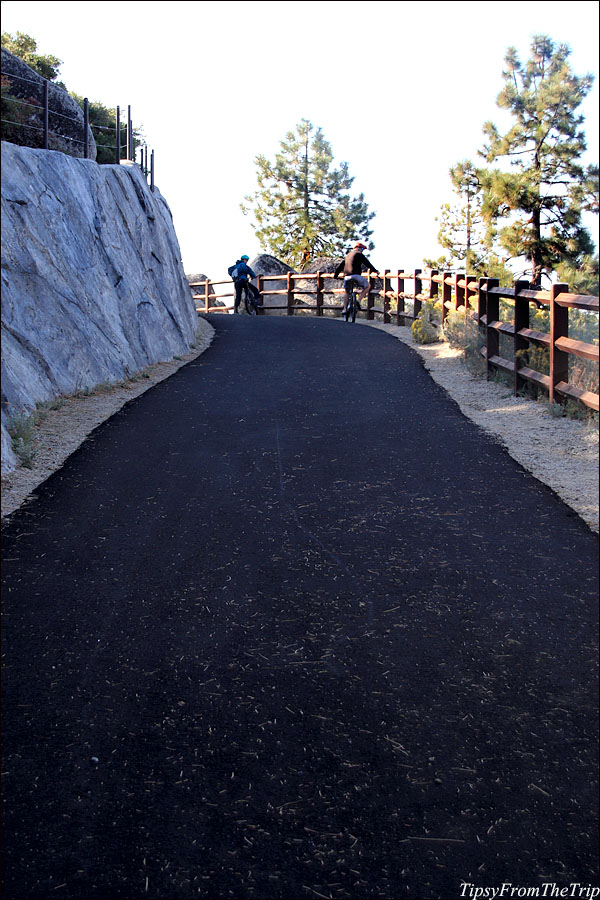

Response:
(2, 315), (598, 533)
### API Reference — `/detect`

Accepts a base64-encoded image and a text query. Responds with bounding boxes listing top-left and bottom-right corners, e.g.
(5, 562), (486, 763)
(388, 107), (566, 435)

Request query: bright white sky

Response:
(2, 0), (599, 279)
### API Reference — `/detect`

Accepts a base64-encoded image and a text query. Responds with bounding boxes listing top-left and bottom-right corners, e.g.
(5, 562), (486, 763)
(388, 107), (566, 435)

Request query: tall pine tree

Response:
(479, 35), (598, 284)
(242, 119), (375, 268)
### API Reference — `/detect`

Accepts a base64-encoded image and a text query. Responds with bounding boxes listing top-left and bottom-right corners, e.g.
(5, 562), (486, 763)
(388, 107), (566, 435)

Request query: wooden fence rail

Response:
(190, 270), (599, 412)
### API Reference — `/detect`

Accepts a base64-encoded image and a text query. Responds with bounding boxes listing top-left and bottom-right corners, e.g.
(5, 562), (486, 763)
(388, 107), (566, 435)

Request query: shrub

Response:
(442, 310), (486, 375)
(411, 301), (440, 344)
(7, 411), (38, 468)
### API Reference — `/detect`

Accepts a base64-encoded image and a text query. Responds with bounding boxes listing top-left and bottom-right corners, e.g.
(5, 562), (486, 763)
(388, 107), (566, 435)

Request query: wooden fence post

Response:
(382, 270), (390, 323)
(465, 275), (477, 315)
(428, 270), (439, 302)
(286, 272), (294, 316)
(257, 274), (264, 314)
(204, 279), (210, 314)
(549, 283), (569, 405)
(316, 271), (324, 316)
(367, 271), (375, 320)
(441, 272), (452, 325)
(396, 269), (405, 326)
(477, 276), (488, 326)
(485, 278), (500, 380)
(455, 273), (465, 312)
(413, 269), (422, 320)
(513, 279), (531, 396)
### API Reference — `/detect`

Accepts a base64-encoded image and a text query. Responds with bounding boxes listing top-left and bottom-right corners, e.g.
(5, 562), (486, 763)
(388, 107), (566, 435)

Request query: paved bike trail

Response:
(2, 315), (598, 900)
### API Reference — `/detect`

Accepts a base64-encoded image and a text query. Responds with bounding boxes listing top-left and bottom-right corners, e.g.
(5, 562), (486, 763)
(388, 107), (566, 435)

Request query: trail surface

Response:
(2, 315), (598, 900)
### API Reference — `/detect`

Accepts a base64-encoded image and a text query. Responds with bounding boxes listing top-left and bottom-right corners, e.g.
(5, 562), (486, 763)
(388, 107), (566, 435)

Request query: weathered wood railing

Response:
(190, 270), (599, 412)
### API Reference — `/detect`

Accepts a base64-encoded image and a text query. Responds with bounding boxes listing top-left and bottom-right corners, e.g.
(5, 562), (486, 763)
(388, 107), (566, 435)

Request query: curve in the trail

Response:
(2, 315), (598, 900)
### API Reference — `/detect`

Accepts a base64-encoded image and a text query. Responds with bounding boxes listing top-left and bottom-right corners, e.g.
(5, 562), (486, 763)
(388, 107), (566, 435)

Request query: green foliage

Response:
(479, 35), (597, 284)
(426, 160), (515, 283)
(435, 161), (489, 269)
(555, 254), (599, 296)
(242, 119), (375, 268)
(2, 31), (64, 83)
(411, 301), (440, 344)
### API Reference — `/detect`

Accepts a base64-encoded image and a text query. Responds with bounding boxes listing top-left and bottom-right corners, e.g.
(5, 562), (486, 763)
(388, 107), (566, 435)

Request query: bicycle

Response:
(239, 281), (261, 316)
(343, 277), (361, 323)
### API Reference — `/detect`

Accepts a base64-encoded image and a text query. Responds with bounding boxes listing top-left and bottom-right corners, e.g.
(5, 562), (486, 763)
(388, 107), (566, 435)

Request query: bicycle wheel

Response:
(350, 290), (357, 322)
(244, 285), (257, 315)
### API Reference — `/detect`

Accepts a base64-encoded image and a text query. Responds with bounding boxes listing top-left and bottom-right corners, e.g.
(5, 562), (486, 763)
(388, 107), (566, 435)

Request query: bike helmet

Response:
(354, 241), (367, 250)
(240, 254), (250, 260)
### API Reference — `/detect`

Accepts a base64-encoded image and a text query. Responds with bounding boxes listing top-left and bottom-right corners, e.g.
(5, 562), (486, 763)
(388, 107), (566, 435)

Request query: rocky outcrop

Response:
(250, 254), (296, 315)
(187, 273), (222, 308)
(296, 256), (387, 310)
(1, 49), (96, 160)
(1, 142), (199, 473)
(296, 256), (343, 308)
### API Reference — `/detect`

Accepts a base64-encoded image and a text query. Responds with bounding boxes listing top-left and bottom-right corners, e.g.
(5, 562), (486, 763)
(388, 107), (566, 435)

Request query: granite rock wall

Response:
(1, 142), (198, 473)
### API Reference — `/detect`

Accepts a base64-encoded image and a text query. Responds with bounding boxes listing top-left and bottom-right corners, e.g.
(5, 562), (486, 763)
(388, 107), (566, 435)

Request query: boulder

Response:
(250, 254), (296, 315)
(1, 141), (198, 473)
(187, 273), (223, 309)
(296, 256), (388, 312)
(296, 256), (344, 311)
(1, 48), (97, 160)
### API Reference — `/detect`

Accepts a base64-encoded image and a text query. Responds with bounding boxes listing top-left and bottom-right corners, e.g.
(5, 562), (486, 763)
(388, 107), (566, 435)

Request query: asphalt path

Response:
(1, 315), (598, 900)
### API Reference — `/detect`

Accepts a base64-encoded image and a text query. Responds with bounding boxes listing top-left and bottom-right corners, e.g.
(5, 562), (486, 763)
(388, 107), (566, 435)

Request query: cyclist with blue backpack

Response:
(228, 254), (261, 314)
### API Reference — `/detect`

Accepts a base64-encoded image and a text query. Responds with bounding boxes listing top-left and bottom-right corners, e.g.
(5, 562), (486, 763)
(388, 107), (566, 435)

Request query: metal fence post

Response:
(43, 80), (49, 150)
(115, 106), (121, 163)
(127, 105), (132, 160)
(150, 150), (154, 191)
(83, 97), (89, 159)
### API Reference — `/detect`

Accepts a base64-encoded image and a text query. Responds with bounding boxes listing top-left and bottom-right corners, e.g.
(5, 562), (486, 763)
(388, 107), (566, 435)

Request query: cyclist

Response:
(333, 241), (379, 316)
(228, 255), (261, 314)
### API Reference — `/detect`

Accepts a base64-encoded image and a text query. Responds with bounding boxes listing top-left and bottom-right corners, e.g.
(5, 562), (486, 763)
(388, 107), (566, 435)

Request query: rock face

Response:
(1, 142), (199, 473)
(250, 254), (296, 315)
(1, 49), (97, 160)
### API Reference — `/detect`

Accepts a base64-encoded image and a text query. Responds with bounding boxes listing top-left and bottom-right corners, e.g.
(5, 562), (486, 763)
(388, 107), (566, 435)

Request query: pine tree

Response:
(426, 161), (513, 283)
(436, 161), (490, 271)
(479, 35), (598, 285)
(242, 119), (375, 268)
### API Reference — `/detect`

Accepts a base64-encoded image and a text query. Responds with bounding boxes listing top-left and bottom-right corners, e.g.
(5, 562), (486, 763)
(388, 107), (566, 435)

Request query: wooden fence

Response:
(190, 269), (599, 412)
